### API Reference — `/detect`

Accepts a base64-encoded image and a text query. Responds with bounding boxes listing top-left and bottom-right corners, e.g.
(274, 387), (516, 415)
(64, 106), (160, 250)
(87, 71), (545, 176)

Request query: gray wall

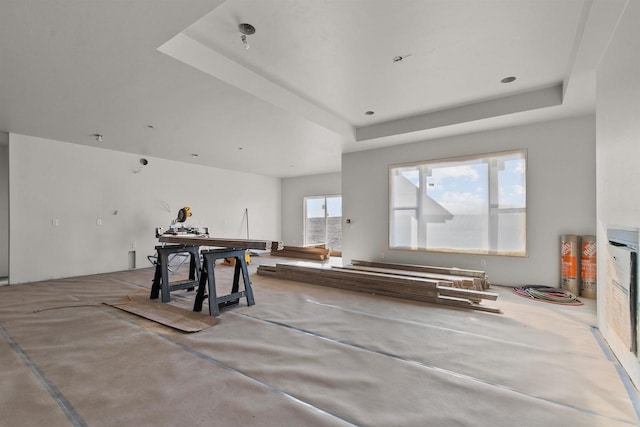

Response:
(0, 132), (8, 277)
(281, 172), (341, 246)
(595, 0), (640, 386)
(342, 115), (596, 286)
(9, 133), (281, 284)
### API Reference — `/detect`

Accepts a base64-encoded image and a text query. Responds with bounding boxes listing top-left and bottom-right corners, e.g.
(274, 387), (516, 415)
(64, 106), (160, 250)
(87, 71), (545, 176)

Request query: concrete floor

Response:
(0, 257), (638, 426)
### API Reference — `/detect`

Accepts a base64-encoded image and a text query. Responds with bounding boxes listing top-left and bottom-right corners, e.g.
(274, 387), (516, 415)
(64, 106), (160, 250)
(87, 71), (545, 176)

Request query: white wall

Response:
(595, 1), (640, 386)
(281, 172), (341, 246)
(9, 133), (281, 284)
(0, 132), (8, 277)
(342, 116), (596, 286)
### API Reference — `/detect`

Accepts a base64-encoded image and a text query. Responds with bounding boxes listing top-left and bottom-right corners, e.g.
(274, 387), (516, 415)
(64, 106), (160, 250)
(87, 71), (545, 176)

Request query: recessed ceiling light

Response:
(365, 111), (375, 116)
(501, 76), (516, 83)
(238, 147), (243, 150)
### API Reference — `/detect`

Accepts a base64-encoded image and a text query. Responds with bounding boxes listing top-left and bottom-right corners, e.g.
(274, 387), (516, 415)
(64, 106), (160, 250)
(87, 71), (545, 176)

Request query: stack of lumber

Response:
(270, 243), (331, 260)
(257, 261), (499, 313)
(348, 260), (490, 291)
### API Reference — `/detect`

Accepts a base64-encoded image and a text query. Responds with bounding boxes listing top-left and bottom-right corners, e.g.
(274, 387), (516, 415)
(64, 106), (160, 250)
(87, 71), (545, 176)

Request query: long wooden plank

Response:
(278, 245), (330, 255)
(271, 250), (328, 260)
(275, 269), (443, 301)
(336, 265), (480, 290)
(256, 265), (277, 273)
(323, 266), (449, 287)
(351, 259), (490, 289)
(270, 263), (465, 294)
(338, 264), (476, 284)
(276, 263), (443, 286)
(270, 243), (331, 260)
(273, 264), (443, 295)
(270, 242), (329, 252)
(435, 286), (498, 301)
(257, 262), (500, 313)
(351, 259), (486, 279)
(159, 235), (273, 250)
(436, 296), (501, 314)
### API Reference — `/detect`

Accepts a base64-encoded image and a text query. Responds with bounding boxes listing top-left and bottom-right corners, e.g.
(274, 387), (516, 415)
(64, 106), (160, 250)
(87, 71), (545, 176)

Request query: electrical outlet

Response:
(96, 218), (103, 226)
(52, 219), (59, 227)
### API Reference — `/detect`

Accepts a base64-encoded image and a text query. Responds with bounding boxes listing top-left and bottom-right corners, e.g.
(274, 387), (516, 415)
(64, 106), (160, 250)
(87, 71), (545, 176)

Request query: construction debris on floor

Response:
(257, 260), (499, 313)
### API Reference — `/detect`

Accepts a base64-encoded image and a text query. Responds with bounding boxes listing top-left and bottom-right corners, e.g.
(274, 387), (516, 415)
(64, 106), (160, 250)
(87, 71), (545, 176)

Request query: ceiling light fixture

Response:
(238, 23), (256, 50)
(365, 111), (375, 116)
(191, 153), (198, 158)
(501, 76), (516, 83)
(241, 35), (249, 50)
(93, 133), (103, 142)
(393, 54), (411, 63)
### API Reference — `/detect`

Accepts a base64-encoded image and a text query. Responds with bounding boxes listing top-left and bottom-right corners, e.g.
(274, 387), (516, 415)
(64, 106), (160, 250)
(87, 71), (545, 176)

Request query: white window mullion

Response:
(488, 158), (500, 253)
(417, 166), (427, 248)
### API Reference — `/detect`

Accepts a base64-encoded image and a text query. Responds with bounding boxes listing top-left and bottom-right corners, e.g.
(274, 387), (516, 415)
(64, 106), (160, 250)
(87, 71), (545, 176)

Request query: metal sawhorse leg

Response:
(150, 244), (201, 303)
(193, 248), (255, 316)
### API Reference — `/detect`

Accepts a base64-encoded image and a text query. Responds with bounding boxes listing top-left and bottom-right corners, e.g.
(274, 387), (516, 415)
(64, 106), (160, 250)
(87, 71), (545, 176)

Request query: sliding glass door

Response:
(304, 195), (342, 250)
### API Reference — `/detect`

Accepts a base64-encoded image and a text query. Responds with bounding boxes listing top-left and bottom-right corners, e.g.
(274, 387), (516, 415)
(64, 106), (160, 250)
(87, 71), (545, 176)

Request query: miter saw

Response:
(155, 206), (209, 238)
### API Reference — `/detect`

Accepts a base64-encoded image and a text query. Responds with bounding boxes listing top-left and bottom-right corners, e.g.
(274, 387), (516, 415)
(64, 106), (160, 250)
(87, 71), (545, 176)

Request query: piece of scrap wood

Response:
(106, 296), (219, 332)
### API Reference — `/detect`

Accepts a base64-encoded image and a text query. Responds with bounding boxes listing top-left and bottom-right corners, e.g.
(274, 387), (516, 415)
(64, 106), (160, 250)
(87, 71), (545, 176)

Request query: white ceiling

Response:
(0, 0), (626, 177)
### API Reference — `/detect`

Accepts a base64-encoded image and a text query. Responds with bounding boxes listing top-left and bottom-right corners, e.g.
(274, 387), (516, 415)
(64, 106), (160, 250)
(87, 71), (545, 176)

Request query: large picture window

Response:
(389, 150), (526, 256)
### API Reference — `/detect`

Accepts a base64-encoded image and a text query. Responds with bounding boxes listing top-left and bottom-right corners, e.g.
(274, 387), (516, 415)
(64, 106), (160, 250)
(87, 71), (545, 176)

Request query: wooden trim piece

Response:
(351, 259), (486, 278)
(270, 244), (331, 260)
(351, 259), (490, 289)
(159, 235), (273, 250)
(337, 265), (483, 290)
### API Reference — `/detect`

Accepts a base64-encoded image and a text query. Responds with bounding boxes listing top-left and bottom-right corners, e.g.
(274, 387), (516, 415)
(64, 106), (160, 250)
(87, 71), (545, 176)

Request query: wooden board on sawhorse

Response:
(150, 244), (201, 303)
(193, 248), (255, 316)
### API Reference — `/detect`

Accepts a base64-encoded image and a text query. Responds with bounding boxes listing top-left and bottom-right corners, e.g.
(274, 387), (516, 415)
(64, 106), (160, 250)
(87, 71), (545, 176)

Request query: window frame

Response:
(388, 149), (527, 257)
(303, 194), (343, 249)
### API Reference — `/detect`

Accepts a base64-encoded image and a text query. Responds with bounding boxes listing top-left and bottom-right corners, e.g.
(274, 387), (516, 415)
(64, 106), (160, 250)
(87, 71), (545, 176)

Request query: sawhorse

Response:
(150, 244), (201, 302)
(193, 248), (255, 316)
